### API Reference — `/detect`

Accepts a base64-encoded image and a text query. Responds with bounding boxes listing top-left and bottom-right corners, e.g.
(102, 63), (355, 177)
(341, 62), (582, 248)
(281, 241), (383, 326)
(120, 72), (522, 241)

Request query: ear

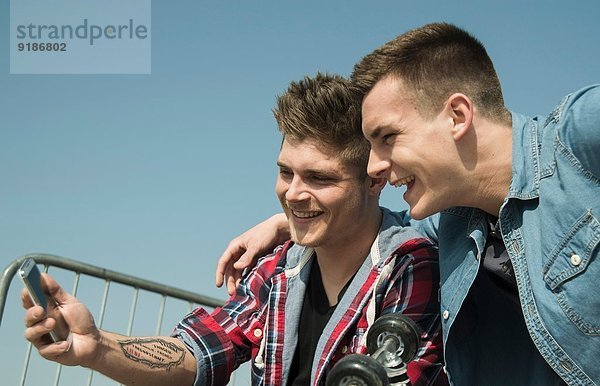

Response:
(446, 93), (473, 141)
(368, 177), (386, 196)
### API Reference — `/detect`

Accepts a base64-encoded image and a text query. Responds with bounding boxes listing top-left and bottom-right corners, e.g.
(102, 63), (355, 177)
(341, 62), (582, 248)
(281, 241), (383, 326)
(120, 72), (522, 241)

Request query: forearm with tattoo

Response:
(118, 337), (186, 371)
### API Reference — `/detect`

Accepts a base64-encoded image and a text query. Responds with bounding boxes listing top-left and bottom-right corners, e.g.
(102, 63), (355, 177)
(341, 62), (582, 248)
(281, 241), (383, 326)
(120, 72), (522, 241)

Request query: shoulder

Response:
(375, 208), (438, 267)
(382, 234), (439, 279)
(562, 84), (600, 113)
(378, 237), (440, 317)
(551, 84), (600, 178)
(378, 207), (437, 247)
(554, 85), (600, 142)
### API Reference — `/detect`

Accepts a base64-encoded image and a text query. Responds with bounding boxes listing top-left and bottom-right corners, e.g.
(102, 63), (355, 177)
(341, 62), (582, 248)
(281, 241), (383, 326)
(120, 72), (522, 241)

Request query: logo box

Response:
(10, 0), (151, 74)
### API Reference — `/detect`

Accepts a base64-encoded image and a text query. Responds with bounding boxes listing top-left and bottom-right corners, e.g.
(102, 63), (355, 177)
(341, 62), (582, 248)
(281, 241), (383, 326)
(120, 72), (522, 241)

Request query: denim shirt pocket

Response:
(543, 210), (600, 335)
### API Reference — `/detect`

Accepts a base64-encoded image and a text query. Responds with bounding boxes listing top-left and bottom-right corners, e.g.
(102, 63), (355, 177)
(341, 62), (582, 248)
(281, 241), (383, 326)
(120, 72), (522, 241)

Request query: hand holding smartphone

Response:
(19, 258), (71, 344)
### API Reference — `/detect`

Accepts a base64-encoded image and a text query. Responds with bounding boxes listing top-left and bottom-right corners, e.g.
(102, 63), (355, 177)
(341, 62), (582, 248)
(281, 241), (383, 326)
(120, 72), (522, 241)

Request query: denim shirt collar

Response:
(508, 111), (541, 201)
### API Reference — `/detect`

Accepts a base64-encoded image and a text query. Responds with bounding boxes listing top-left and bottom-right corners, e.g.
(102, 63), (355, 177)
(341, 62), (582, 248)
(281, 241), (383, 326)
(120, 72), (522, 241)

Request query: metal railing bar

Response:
(87, 279), (111, 386)
(71, 272), (81, 296)
(1, 254), (231, 386)
(1, 254), (224, 327)
(52, 267), (81, 386)
(126, 288), (139, 336)
(155, 295), (167, 336)
(97, 280), (111, 329)
(54, 354), (63, 386)
(20, 342), (33, 386)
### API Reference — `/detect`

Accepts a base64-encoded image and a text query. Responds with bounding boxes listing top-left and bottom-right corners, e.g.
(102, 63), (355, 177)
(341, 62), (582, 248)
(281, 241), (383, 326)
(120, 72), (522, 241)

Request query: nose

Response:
(285, 176), (309, 203)
(367, 149), (391, 179)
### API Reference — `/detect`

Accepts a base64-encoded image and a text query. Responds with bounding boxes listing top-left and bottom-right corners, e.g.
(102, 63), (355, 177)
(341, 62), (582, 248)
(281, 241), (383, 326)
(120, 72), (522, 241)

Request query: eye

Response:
(279, 169), (293, 180)
(308, 174), (336, 184)
(382, 132), (397, 145)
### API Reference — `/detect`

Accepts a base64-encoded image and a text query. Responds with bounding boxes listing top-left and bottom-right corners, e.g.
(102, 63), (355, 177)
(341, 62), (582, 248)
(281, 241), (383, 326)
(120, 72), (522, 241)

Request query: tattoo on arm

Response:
(118, 338), (186, 371)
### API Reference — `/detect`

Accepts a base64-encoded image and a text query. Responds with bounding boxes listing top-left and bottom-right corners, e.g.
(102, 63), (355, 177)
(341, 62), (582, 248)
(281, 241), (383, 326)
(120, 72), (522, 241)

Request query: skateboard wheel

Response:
(325, 354), (389, 386)
(366, 314), (420, 365)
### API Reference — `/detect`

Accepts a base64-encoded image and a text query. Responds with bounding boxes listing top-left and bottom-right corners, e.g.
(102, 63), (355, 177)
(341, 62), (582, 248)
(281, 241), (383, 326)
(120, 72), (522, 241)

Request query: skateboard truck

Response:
(326, 314), (420, 386)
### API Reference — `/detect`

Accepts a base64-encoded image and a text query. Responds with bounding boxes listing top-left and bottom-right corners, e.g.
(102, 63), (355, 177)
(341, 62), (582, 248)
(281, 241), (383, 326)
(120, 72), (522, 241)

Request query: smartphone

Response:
(19, 258), (66, 342)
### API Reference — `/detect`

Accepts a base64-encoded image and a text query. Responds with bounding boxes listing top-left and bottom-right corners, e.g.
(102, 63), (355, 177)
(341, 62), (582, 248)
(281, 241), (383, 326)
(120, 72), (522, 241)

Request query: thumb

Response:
(41, 273), (74, 305)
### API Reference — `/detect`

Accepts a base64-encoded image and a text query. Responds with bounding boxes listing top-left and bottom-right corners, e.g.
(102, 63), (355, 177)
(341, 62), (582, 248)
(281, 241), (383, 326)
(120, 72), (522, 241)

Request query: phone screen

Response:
(20, 258), (48, 309)
(19, 258), (68, 343)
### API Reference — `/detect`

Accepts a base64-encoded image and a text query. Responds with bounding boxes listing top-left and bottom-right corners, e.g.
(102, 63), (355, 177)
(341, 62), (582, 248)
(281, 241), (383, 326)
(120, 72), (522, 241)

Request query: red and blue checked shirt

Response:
(173, 208), (444, 385)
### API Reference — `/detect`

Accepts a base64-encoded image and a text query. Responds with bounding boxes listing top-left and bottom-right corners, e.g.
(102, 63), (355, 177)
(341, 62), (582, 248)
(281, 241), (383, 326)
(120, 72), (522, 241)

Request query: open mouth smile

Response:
(291, 210), (323, 219)
(391, 175), (415, 188)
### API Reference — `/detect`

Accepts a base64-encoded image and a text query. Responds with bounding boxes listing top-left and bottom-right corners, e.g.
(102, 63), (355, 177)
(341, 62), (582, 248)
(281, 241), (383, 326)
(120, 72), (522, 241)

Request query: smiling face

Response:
(276, 138), (376, 250)
(362, 76), (462, 220)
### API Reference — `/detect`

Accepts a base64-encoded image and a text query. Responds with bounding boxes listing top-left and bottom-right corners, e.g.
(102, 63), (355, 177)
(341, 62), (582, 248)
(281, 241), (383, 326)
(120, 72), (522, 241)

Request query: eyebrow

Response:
(277, 162), (341, 178)
(369, 127), (383, 140)
(367, 124), (394, 140)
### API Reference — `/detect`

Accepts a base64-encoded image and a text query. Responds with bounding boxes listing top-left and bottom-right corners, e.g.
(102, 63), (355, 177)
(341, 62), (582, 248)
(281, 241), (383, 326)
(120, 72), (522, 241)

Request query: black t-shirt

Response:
(482, 217), (518, 300)
(287, 259), (353, 386)
(481, 217), (566, 385)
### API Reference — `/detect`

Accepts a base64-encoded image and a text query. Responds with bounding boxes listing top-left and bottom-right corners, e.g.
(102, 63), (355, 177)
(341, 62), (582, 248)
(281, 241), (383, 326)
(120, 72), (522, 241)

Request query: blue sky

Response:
(1, 1), (599, 385)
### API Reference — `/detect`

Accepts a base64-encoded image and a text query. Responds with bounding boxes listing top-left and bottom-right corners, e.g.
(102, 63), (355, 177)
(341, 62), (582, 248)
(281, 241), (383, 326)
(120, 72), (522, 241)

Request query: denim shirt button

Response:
(443, 310), (450, 320)
(570, 253), (582, 266)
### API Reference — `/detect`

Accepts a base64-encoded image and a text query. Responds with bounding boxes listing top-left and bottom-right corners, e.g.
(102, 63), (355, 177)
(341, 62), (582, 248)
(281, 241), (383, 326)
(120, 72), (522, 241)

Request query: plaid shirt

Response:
(173, 208), (444, 385)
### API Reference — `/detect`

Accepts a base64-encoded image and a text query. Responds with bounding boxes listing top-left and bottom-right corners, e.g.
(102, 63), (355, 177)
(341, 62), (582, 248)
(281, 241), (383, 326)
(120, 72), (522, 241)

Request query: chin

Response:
(290, 233), (320, 247)
(293, 239), (320, 248)
(408, 204), (434, 220)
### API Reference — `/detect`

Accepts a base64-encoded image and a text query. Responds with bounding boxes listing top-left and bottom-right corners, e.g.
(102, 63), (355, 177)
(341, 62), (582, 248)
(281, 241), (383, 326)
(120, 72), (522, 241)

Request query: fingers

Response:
(226, 270), (242, 296)
(216, 239), (247, 287)
(24, 312), (55, 341)
(37, 339), (72, 359)
(216, 238), (268, 293)
(23, 308), (69, 358)
(223, 256), (242, 296)
(25, 318), (71, 359)
(24, 305), (46, 327)
(233, 249), (258, 270)
(215, 270), (223, 287)
(216, 213), (288, 290)
(22, 287), (35, 309)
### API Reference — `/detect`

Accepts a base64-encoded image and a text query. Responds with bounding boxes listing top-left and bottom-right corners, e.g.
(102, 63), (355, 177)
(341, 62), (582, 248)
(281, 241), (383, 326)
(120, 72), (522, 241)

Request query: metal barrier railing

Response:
(0, 253), (229, 386)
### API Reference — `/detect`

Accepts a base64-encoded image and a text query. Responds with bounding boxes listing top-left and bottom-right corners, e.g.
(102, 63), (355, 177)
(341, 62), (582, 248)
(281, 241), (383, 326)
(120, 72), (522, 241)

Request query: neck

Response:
(315, 206), (382, 306)
(461, 117), (513, 216)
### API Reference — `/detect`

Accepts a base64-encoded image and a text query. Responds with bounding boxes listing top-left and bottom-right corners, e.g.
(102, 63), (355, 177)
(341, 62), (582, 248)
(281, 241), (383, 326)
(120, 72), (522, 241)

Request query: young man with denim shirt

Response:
(23, 74), (444, 385)
(217, 24), (599, 385)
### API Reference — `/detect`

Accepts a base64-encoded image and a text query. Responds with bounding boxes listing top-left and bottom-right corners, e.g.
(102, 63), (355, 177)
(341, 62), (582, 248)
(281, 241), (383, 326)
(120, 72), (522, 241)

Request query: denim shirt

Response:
(435, 85), (600, 386)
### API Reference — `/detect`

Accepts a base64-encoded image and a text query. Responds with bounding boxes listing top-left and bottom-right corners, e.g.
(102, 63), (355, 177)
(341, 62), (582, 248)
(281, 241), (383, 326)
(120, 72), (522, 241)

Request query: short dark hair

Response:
(273, 73), (369, 176)
(351, 23), (511, 123)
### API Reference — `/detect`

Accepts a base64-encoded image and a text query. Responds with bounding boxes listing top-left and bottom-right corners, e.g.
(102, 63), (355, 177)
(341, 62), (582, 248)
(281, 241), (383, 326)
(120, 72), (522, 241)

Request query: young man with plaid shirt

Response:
(23, 73), (444, 385)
